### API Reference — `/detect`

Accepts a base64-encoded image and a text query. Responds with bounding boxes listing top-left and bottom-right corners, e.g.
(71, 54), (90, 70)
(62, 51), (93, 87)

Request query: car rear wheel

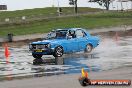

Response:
(53, 46), (63, 57)
(32, 54), (42, 59)
(85, 44), (93, 53)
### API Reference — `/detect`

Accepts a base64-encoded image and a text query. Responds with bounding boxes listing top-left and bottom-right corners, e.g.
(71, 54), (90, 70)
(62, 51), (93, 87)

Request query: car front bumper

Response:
(31, 49), (54, 55)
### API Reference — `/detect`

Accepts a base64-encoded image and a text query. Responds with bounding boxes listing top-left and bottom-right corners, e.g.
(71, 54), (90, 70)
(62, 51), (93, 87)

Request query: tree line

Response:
(69, 0), (132, 13)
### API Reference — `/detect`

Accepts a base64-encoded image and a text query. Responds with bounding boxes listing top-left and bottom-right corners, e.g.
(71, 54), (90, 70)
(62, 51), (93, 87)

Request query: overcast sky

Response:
(1, 0), (132, 11)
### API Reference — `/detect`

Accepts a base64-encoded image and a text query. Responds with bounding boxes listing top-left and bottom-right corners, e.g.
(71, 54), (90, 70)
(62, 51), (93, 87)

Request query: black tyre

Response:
(32, 54), (42, 59)
(53, 46), (63, 57)
(85, 44), (93, 53)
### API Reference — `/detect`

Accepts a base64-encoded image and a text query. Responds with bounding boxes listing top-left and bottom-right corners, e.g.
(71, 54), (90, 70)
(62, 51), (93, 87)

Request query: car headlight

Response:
(46, 43), (51, 48)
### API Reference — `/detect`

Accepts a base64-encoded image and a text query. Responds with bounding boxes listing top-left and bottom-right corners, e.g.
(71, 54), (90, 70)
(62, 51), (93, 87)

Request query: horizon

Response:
(1, 0), (132, 11)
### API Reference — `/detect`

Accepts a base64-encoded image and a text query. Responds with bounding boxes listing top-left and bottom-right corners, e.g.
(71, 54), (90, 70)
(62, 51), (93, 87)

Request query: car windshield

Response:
(47, 30), (68, 39)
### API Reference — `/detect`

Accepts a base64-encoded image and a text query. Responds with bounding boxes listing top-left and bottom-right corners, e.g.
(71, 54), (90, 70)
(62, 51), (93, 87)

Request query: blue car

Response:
(29, 28), (99, 58)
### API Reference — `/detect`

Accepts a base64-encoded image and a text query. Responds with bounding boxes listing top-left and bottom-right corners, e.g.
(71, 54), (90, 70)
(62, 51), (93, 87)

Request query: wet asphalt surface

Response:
(0, 31), (132, 81)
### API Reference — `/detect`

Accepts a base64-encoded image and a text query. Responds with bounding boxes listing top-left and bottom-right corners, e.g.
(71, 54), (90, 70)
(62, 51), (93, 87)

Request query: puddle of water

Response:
(0, 35), (132, 81)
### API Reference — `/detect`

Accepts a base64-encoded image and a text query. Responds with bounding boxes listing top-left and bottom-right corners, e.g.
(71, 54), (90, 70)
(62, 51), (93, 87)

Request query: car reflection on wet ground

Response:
(0, 30), (132, 81)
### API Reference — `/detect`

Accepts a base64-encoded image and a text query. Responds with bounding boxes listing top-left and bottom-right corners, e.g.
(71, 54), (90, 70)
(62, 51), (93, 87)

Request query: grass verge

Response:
(0, 8), (132, 36)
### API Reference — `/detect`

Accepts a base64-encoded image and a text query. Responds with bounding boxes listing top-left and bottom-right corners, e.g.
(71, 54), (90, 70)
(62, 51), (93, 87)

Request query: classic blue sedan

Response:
(29, 28), (99, 58)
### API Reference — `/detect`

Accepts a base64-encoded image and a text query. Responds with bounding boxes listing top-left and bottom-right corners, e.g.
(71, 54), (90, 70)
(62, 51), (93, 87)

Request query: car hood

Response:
(31, 39), (66, 45)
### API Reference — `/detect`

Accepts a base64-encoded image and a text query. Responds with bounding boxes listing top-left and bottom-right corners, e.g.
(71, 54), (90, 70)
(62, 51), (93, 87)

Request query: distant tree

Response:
(74, 0), (78, 13)
(69, 0), (78, 14)
(89, 0), (113, 10)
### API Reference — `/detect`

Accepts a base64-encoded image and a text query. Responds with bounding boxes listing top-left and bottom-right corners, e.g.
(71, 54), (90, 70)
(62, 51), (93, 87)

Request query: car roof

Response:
(54, 28), (84, 31)
(69, 28), (84, 31)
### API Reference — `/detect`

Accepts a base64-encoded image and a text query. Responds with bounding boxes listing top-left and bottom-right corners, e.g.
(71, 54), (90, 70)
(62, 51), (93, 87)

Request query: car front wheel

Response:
(85, 44), (93, 53)
(53, 46), (63, 57)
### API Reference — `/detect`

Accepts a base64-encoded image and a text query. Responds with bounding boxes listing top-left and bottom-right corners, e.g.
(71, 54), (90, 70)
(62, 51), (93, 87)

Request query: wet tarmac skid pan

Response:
(33, 56), (64, 65)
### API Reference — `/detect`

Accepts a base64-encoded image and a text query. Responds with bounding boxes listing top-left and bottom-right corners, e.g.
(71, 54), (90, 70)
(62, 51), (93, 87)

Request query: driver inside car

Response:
(68, 30), (76, 38)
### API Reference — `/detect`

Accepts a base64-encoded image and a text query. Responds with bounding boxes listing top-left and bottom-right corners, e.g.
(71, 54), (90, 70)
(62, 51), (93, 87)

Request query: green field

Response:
(0, 7), (132, 36)
(0, 7), (101, 19)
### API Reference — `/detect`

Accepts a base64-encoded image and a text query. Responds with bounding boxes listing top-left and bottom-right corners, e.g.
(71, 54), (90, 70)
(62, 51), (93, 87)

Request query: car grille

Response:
(32, 44), (49, 49)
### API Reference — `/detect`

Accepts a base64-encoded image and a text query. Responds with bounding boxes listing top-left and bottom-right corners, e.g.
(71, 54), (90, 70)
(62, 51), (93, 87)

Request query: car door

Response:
(66, 30), (78, 53)
(76, 29), (87, 51)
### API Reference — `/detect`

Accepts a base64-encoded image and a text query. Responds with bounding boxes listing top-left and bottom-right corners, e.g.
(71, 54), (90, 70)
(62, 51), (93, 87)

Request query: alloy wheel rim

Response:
(87, 45), (91, 52)
(56, 47), (63, 56)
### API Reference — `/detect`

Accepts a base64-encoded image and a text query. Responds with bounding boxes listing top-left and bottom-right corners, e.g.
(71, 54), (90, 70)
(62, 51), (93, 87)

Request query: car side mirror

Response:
(67, 36), (72, 39)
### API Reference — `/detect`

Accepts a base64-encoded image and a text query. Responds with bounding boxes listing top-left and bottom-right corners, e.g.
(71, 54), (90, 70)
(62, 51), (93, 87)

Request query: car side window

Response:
(76, 30), (84, 38)
(68, 30), (76, 38)
(47, 31), (56, 39)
